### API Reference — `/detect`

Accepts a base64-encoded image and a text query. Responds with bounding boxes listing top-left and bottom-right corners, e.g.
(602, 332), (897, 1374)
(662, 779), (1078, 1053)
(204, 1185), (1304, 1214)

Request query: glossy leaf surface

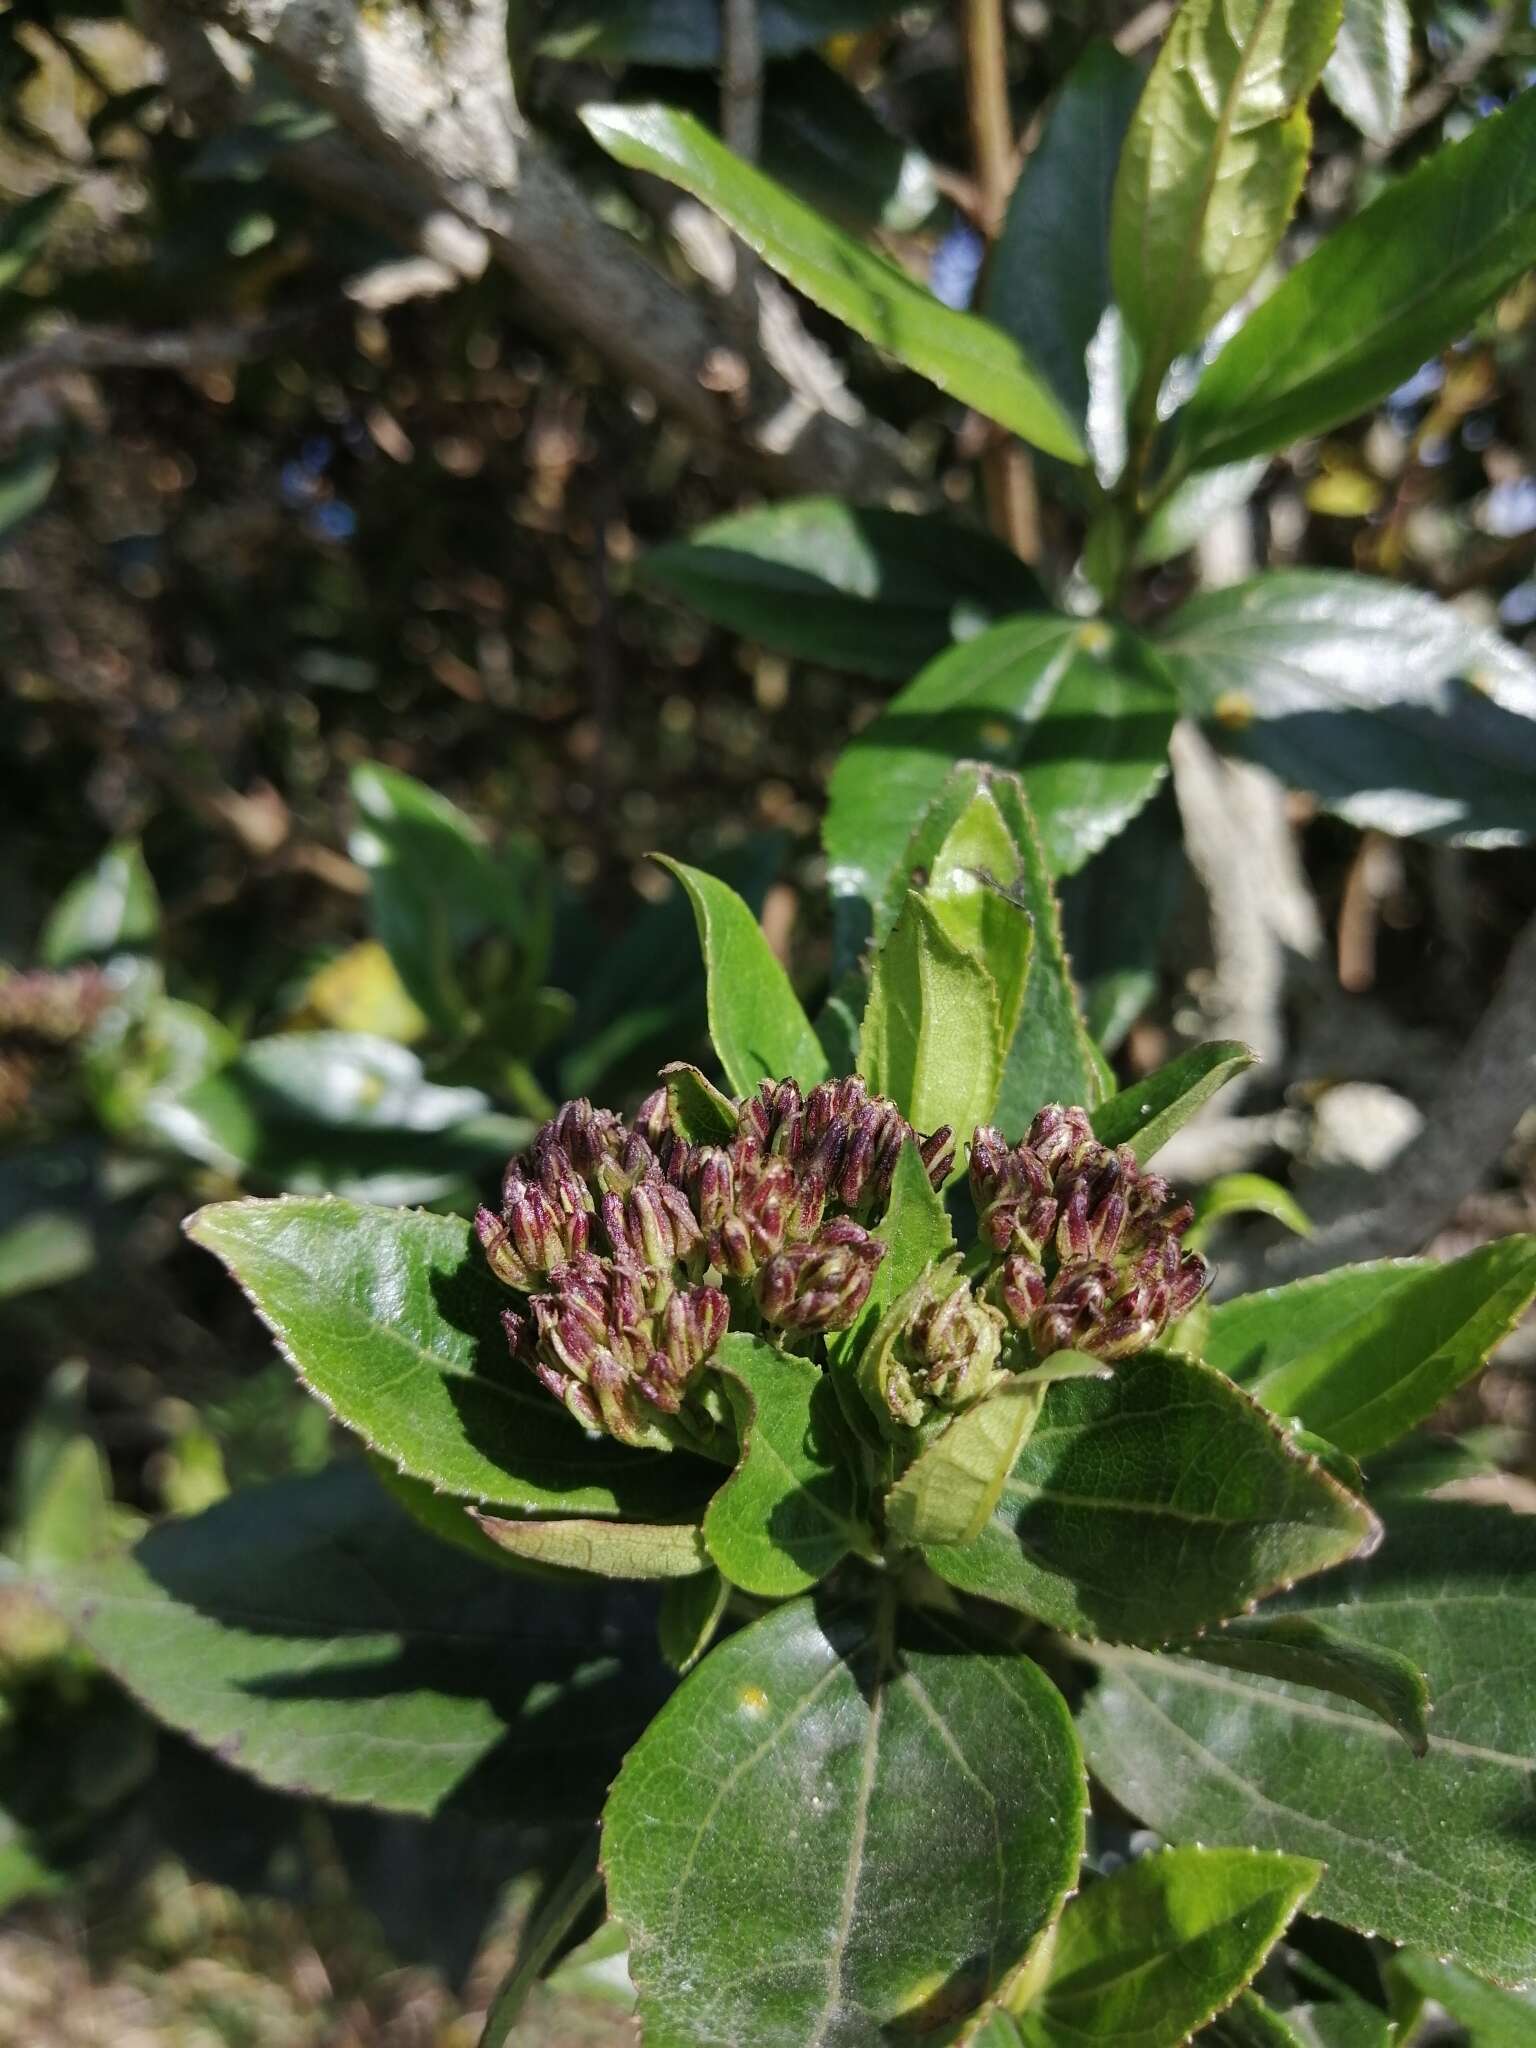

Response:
(1157, 571), (1536, 844)
(923, 1351), (1377, 1643)
(656, 856), (828, 1098)
(185, 1198), (713, 1518)
(986, 43), (1143, 433)
(885, 1379), (1046, 1549)
(1079, 1503), (1536, 1978)
(1172, 1613), (1430, 1752)
(1173, 90), (1536, 471)
(1014, 1847), (1320, 2048)
(602, 1595), (1085, 2045)
(1322, 0), (1411, 143)
(1110, 0), (1340, 394)
(582, 105), (1086, 461)
(642, 499), (1044, 682)
(826, 617), (1177, 915)
(40, 839), (159, 966)
(704, 1335), (862, 1595)
(858, 892), (1003, 1150)
(1202, 1236), (1536, 1456)
(42, 1463), (668, 1817)
(1093, 1040), (1255, 1162)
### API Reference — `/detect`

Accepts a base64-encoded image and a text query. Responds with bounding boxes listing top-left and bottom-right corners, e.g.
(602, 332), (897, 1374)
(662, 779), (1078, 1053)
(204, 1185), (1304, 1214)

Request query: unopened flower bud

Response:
(906, 1278), (1005, 1410)
(754, 1219), (885, 1333)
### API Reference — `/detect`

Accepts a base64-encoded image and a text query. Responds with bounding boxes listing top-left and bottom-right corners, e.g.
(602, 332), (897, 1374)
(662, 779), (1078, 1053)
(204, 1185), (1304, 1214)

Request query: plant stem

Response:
(956, 0), (1040, 562)
(722, 0), (763, 161)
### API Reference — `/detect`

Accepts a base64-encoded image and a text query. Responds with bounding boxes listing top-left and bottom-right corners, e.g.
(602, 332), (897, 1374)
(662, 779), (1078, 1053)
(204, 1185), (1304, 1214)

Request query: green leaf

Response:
(1387, 1953), (1536, 2047)
(1171, 1613), (1430, 1753)
(859, 891), (1003, 1150)
(1172, 90), (1536, 473)
(1199, 1992), (1307, 2048)
(1059, 785), (1187, 1054)
(654, 856), (827, 1098)
(349, 761), (544, 1038)
(471, 1512), (708, 1579)
(759, 54), (938, 235)
(1156, 571), (1536, 844)
(0, 436), (60, 544)
(542, 0), (902, 64)
(185, 1197), (715, 1519)
(658, 1568), (729, 1674)
(1078, 1502), (1536, 1979)
(1322, 0), (1411, 144)
(923, 1350), (1379, 1643)
(986, 42), (1144, 435)
(885, 1378), (1046, 1549)
(602, 1594), (1086, 2045)
(825, 617), (1177, 903)
(582, 104), (1087, 463)
(1202, 1236), (1536, 1456)
(157, 1031), (530, 1206)
(1135, 459), (1270, 567)
(1110, 0), (1342, 406)
(704, 1334), (863, 1595)
(1014, 1847), (1320, 2048)
(1093, 1040), (1256, 1162)
(1188, 1174), (1311, 1252)
(642, 499), (1045, 683)
(921, 785), (1037, 1057)
(40, 1462), (669, 1818)
(660, 1060), (739, 1141)
(40, 839), (160, 966)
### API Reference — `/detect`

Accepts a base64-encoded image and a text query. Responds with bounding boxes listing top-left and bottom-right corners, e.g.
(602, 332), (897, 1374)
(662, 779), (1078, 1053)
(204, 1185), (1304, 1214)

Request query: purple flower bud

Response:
(908, 1278), (1005, 1408)
(477, 1206), (535, 1290)
(635, 1087), (672, 1146)
(754, 1220), (885, 1333)
(1056, 1178), (1094, 1263)
(919, 1124), (955, 1189)
(998, 1254), (1047, 1329)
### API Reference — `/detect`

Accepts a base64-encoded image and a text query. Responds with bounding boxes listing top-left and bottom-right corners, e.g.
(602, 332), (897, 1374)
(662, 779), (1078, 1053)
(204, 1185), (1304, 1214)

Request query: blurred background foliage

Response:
(3, 0), (1536, 2039)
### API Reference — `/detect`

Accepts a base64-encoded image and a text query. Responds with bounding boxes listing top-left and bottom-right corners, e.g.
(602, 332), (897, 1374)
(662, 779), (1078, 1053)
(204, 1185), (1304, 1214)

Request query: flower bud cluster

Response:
(479, 1077), (952, 1446)
(970, 1104), (1207, 1362)
(0, 967), (109, 1126)
(871, 1261), (1008, 1431)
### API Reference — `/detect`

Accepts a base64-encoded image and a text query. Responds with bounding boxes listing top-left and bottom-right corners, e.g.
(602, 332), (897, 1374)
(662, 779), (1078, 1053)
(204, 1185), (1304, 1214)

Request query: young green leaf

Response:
(828, 1136), (955, 1383)
(1110, 0), (1342, 412)
(1092, 1040), (1256, 1162)
(1078, 1502), (1536, 1979)
(1171, 1613), (1430, 1753)
(1012, 1847), (1321, 2048)
(1202, 1236), (1536, 1456)
(601, 1594), (1086, 2045)
(185, 1197), (714, 1519)
(349, 761), (545, 1038)
(40, 1462), (670, 1819)
(884, 1378), (1046, 1549)
(825, 617), (1177, 909)
(1322, 0), (1411, 144)
(40, 839), (160, 967)
(1134, 458), (1271, 566)
(581, 104), (1087, 463)
(921, 785), (1037, 1056)
(658, 1567), (729, 1675)
(1387, 1953), (1536, 2048)
(1188, 1174), (1312, 1252)
(703, 1334), (864, 1596)
(869, 767), (1105, 1127)
(985, 42), (1144, 434)
(654, 856), (828, 1098)
(1172, 89), (1536, 472)
(923, 1351), (1379, 1643)
(156, 1031), (528, 1209)
(1155, 571), (1536, 844)
(471, 1513), (709, 1580)
(660, 1060), (739, 1142)
(642, 498), (1044, 682)
(858, 891), (1004, 1152)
